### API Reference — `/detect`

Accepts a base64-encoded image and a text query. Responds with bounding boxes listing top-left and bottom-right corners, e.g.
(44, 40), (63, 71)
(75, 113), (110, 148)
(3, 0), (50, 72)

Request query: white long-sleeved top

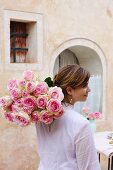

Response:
(35, 104), (100, 170)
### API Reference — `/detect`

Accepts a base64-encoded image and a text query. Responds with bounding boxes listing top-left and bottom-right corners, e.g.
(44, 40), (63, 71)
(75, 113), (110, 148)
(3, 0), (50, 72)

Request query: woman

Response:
(36, 64), (100, 170)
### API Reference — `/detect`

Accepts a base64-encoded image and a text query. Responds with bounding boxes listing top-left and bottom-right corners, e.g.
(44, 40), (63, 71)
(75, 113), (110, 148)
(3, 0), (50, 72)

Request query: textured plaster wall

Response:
(0, 0), (113, 169)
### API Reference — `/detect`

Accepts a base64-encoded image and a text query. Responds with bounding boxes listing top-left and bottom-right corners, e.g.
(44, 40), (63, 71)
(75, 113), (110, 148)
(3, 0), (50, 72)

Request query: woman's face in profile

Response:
(67, 83), (91, 104)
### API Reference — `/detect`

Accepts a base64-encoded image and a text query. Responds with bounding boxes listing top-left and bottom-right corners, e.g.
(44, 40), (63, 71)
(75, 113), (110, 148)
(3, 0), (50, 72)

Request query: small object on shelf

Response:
(109, 139), (113, 144)
(107, 132), (113, 139)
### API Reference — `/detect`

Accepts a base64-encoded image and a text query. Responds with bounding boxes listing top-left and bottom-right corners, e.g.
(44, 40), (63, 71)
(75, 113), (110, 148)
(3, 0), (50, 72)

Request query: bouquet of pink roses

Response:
(82, 106), (101, 120)
(0, 70), (64, 126)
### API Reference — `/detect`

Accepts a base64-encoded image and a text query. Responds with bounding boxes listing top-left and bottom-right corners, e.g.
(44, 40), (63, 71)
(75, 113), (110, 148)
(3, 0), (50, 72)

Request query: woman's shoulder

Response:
(60, 105), (89, 137)
(63, 105), (88, 126)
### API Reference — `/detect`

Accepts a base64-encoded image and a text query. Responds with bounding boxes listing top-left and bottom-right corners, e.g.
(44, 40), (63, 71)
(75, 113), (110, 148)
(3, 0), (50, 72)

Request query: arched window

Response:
(53, 46), (102, 113)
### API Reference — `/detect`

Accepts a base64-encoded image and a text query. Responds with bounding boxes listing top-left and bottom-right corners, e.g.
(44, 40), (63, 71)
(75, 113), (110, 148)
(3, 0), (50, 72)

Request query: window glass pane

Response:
(10, 21), (28, 63)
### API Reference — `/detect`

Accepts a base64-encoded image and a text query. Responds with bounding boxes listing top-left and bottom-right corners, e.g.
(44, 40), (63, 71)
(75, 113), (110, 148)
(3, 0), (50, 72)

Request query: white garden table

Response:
(94, 131), (113, 170)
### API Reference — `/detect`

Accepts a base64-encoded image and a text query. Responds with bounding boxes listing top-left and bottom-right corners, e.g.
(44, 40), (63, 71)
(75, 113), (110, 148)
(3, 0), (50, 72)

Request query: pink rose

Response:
(47, 99), (62, 113)
(94, 112), (101, 119)
(54, 107), (64, 119)
(4, 111), (15, 122)
(14, 111), (30, 126)
(48, 86), (64, 101)
(18, 80), (26, 88)
(33, 82), (48, 97)
(88, 113), (95, 120)
(40, 110), (53, 124)
(10, 88), (21, 100)
(82, 106), (90, 113)
(23, 107), (33, 115)
(31, 111), (40, 123)
(26, 82), (36, 93)
(37, 95), (48, 109)
(22, 90), (28, 97)
(7, 79), (18, 91)
(22, 96), (37, 111)
(12, 99), (23, 112)
(0, 96), (13, 107)
(14, 99), (23, 106)
(23, 70), (34, 81)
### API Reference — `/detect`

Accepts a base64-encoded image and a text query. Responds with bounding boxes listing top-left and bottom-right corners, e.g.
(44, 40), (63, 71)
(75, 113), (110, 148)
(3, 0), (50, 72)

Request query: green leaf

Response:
(44, 77), (53, 87)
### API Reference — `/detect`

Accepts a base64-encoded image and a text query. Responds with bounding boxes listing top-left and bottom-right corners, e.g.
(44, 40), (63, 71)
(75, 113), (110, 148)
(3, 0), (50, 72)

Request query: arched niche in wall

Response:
(50, 38), (106, 117)
(53, 49), (79, 75)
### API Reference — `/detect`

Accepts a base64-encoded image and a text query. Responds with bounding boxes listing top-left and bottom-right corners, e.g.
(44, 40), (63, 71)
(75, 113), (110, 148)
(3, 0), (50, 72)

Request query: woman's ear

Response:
(66, 87), (73, 95)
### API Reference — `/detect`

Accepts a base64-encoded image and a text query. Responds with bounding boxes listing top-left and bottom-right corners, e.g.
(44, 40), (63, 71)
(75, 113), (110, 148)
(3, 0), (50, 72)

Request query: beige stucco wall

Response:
(0, 0), (113, 169)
